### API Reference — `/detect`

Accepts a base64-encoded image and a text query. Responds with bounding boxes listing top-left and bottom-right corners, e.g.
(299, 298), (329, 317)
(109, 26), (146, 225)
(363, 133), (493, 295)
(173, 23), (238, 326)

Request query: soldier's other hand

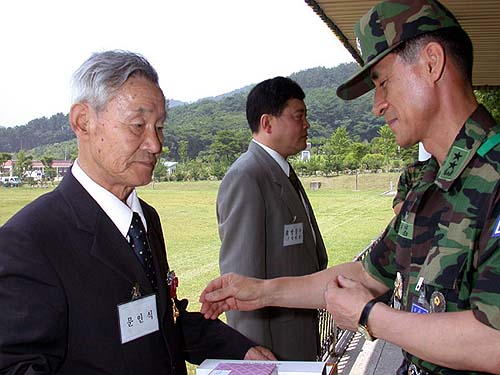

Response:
(324, 275), (373, 331)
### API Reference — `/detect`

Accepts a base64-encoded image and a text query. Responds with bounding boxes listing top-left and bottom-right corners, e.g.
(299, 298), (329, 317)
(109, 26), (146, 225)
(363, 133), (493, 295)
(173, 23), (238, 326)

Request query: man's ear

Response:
(69, 103), (91, 140)
(421, 41), (445, 83)
(259, 114), (273, 134)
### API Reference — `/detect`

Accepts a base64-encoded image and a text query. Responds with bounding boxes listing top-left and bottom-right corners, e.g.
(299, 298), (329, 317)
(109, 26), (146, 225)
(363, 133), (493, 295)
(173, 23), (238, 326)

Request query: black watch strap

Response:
(358, 298), (378, 326)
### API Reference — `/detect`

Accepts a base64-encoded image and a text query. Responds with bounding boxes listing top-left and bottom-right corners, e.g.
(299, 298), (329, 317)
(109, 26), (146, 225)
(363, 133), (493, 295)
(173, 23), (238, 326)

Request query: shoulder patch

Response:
(478, 133), (500, 158)
(492, 215), (500, 238)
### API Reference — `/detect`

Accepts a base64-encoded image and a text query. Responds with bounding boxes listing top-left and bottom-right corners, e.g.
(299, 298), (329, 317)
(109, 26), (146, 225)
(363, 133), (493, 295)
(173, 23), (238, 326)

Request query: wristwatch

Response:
(357, 298), (378, 341)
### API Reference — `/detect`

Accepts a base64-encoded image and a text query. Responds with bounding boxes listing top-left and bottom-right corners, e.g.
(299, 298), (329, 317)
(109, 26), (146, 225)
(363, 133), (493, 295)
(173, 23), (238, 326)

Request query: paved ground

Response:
(337, 333), (403, 375)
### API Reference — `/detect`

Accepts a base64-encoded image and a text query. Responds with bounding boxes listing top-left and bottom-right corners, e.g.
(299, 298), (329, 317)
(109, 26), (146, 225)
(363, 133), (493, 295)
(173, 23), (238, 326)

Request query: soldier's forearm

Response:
(369, 305), (500, 373)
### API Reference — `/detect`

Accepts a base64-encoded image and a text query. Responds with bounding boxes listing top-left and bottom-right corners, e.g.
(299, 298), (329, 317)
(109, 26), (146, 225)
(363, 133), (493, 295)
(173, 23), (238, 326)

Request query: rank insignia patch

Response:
(438, 146), (469, 181)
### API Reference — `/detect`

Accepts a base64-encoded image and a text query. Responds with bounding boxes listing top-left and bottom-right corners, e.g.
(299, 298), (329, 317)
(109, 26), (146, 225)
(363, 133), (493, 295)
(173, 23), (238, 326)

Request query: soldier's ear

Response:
(421, 41), (445, 84)
(69, 103), (91, 140)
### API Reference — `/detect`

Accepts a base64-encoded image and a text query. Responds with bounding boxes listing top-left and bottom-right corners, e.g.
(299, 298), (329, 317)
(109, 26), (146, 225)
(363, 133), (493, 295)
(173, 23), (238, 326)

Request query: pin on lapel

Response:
(166, 271), (180, 323)
(131, 283), (141, 300)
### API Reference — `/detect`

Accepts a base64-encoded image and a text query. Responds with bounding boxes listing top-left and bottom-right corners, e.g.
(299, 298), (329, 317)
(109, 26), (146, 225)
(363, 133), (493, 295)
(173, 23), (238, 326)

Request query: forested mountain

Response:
(0, 113), (73, 153)
(0, 62), (382, 159)
(164, 62), (385, 160)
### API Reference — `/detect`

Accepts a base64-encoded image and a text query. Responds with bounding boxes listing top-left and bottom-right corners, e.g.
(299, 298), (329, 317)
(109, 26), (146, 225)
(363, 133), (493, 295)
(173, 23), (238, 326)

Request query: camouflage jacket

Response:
(363, 105), (500, 375)
(392, 160), (429, 208)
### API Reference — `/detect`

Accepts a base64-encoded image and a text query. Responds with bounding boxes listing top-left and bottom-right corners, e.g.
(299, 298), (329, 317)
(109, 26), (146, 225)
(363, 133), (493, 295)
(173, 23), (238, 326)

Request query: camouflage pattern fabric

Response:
(392, 160), (429, 209)
(363, 105), (500, 375)
(337, 0), (460, 100)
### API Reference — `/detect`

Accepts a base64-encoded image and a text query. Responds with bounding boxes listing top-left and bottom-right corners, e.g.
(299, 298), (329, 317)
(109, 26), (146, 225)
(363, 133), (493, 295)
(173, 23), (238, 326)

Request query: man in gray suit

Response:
(217, 76), (328, 360)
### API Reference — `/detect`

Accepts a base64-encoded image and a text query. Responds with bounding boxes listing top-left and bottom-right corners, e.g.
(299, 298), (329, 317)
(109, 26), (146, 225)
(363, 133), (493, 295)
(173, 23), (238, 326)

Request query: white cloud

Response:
(0, 0), (353, 127)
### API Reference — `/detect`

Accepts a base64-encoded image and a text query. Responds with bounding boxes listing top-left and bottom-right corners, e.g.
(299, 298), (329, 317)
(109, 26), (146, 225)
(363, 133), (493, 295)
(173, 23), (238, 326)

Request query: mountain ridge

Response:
(0, 62), (385, 160)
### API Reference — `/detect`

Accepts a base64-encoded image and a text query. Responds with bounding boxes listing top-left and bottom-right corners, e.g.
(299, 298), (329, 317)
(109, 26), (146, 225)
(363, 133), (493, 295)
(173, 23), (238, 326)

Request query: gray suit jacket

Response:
(217, 141), (328, 360)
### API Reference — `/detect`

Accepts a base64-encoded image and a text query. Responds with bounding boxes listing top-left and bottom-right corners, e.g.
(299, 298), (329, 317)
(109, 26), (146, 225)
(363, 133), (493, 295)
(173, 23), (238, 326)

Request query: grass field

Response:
(0, 173), (397, 308)
(0, 173), (397, 372)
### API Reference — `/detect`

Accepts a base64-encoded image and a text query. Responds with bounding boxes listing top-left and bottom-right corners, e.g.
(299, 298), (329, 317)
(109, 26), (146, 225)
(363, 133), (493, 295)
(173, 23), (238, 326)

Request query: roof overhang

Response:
(305, 0), (500, 89)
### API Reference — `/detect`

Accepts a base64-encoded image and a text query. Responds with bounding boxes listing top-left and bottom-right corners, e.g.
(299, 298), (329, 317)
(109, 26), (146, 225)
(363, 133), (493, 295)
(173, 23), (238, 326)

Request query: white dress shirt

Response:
(71, 159), (147, 239)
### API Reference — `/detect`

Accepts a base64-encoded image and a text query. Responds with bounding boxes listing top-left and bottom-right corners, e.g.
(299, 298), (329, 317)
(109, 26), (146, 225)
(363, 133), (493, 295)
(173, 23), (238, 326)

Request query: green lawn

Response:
(0, 173), (397, 309)
(0, 173), (397, 373)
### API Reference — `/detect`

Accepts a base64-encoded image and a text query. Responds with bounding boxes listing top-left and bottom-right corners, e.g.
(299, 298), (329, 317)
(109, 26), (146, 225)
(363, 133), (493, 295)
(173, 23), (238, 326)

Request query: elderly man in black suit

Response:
(0, 50), (273, 375)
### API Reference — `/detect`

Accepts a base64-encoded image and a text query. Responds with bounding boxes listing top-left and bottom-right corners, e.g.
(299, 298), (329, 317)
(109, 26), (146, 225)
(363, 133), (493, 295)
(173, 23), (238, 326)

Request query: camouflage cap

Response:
(336, 0), (460, 100)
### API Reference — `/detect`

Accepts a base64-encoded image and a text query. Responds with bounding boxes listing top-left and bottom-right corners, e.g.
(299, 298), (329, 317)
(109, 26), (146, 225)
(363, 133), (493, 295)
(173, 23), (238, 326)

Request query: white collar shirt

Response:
(71, 159), (147, 239)
(252, 139), (290, 176)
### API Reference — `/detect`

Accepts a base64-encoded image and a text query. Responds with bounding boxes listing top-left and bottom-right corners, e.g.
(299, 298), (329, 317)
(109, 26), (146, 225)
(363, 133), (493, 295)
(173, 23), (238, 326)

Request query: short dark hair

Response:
(393, 26), (473, 85)
(246, 76), (305, 133)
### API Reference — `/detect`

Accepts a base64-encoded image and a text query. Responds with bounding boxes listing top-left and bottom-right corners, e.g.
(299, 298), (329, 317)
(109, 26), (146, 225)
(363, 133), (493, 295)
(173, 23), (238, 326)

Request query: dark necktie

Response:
(288, 164), (301, 197)
(128, 212), (157, 290)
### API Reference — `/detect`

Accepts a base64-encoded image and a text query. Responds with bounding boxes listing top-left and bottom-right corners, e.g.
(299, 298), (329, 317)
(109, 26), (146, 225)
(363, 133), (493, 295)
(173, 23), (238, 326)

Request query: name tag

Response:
(283, 223), (304, 246)
(411, 303), (429, 314)
(118, 294), (159, 344)
(398, 219), (413, 240)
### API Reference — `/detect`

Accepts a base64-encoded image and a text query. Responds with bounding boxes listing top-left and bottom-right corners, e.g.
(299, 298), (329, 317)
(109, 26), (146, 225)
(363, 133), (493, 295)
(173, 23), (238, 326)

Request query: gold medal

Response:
(131, 283), (141, 300)
(172, 303), (180, 324)
(430, 291), (446, 313)
(392, 272), (403, 310)
(167, 271), (180, 324)
(395, 272), (403, 300)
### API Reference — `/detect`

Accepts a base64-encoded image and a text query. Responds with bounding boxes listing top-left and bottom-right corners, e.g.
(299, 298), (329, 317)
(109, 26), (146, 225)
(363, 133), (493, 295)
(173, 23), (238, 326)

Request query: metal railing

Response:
(317, 234), (383, 364)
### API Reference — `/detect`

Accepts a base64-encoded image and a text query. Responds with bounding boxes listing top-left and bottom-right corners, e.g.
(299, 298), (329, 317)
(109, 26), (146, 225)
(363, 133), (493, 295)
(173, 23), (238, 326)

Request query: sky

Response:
(0, 0), (354, 127)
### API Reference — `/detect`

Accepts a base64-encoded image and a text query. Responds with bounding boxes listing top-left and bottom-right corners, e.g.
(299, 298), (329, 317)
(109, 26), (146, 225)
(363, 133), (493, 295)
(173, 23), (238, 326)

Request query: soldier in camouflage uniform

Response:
(392, 160), (428, 215)
(200, 1), (500, 374)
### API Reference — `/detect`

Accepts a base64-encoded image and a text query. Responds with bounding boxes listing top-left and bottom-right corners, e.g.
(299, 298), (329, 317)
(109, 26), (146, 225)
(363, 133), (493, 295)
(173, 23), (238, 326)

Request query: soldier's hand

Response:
(324, 275), (373, 331)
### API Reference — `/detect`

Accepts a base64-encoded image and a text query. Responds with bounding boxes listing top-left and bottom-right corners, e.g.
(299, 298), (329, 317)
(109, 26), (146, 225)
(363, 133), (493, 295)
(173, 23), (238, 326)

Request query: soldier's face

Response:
(370, 52), (435, 148)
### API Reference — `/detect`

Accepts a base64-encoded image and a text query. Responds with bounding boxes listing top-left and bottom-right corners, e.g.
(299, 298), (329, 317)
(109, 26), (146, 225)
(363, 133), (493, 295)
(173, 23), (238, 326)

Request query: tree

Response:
(206, 129), (250, 165)
(40, 155), (56, 181)
(370, 125), (397, 171)
(161, 146), (170, 160)
(475, 89), (500, 123)
(14, 150), (33, 180)
(322, 126), (351, 174)
(361, 153), (385, 171)
(346, 142), (370, 170)
(178, 140), (189, 163)
(0, 152), (11, 171)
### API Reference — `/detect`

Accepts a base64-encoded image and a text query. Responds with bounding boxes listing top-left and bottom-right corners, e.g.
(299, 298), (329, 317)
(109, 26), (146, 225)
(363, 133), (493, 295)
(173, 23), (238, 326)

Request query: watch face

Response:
(357, 325), (374, 341)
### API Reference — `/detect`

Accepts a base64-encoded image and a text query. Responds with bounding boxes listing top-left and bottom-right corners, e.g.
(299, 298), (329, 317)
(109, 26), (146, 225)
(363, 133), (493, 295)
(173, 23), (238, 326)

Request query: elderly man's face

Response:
(81, 75), (166, 199)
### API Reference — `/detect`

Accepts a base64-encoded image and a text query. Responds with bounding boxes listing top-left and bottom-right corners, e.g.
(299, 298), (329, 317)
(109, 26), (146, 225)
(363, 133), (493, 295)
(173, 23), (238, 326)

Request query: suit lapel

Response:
(297, 182), (328, 269)
(141, 204), (170, 323)
(91, 216), (152, 290)
(57, 172), (154, 293)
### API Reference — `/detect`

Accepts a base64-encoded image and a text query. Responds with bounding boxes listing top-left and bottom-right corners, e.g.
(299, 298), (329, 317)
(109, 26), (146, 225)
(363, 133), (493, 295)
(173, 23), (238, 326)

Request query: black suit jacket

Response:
(0, 172), (254, 375)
